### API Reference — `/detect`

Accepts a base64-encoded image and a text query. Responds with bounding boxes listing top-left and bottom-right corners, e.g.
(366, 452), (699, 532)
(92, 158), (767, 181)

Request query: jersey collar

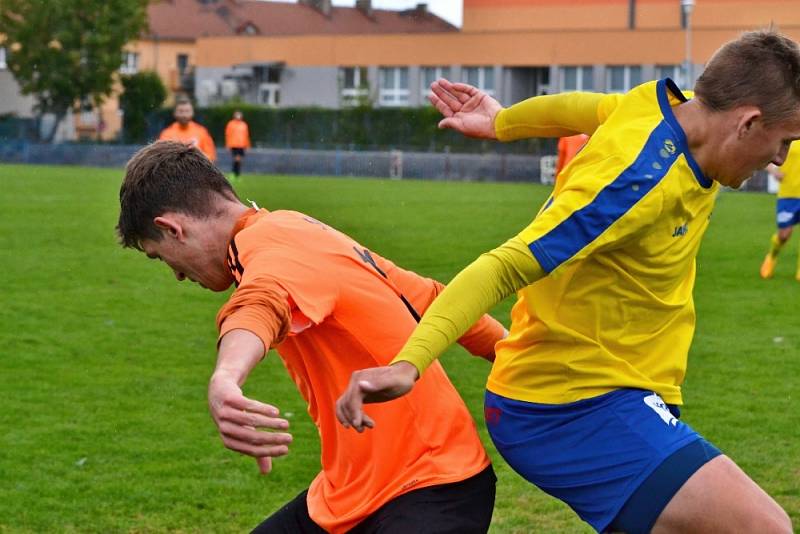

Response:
(657, 78), (713, 189)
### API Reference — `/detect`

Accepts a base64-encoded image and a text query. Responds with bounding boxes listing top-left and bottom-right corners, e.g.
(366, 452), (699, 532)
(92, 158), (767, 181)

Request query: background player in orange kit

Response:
(158, 98), (216, 162)
(225, 110), (251, 179)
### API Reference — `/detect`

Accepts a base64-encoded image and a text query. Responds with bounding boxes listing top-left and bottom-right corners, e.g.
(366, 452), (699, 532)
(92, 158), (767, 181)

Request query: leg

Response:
(351, 465), (496, 534)
(231, 148), (242, 177)
(250, 489), (327, 534)
(763, 200), (798, 278)
(652, 455), (791, 533)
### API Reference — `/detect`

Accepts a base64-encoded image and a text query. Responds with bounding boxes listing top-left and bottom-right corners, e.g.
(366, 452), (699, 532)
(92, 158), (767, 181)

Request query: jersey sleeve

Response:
(224, 230), (341, 337)
(391, 236), (543, 375)
(372, 254), (507, 359)
(519, 157), (665, 275)
(495, 92), (622, 141)
(216, 278), (291, 351)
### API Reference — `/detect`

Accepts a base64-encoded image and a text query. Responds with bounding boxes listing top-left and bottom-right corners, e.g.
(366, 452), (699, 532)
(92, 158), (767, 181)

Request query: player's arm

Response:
(373, 254), (508, 361)
(201, 128), (217, 162)
(428, 77), (621, 141)
(210, 277), (292, 474)
(495, 91), (621, 140)
(336, 237), (542, 431)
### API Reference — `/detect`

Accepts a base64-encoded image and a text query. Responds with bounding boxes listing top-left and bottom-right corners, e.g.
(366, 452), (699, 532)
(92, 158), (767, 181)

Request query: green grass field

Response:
(1, 163), (798, 533)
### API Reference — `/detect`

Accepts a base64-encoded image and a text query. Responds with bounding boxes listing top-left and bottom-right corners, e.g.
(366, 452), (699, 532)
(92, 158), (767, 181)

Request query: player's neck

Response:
(673, 100), (721, 178)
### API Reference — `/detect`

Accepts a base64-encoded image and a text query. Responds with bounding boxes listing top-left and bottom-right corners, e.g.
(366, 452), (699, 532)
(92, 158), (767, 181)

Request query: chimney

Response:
(400, 3), (428, 19)
(356, 0), (373, 19)
(299, 0), (332, 17)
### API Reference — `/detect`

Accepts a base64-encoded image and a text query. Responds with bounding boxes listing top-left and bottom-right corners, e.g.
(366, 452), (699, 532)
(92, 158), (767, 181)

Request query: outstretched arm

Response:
(429, 77), (620, 141)
(336, 237), (543, 431)
(371, 252), (507, 362)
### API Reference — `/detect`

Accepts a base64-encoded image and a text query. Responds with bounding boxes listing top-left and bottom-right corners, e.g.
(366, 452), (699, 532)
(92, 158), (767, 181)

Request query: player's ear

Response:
(736, 106), (762, 139)
(153, 215), (184, 240)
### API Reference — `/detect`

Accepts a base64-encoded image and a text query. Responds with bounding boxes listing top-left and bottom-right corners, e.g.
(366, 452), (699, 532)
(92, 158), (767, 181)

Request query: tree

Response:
(0, 0), (149, 142)
(119, 71), (166, 143)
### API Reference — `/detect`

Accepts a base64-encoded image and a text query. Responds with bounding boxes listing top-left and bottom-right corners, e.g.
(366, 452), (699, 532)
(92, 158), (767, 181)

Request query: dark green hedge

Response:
(148, 105), (553, 155)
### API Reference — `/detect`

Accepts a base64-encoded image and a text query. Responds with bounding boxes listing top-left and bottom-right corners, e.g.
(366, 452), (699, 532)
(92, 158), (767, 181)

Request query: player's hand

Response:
(208, 371), (292, 475)
(428, 78), (502, 140)
(335, 361), (420, 433)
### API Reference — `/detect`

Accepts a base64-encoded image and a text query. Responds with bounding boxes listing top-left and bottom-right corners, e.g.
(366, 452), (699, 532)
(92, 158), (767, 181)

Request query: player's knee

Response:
(740, 501), (792, 534)
(764, 506), (792, 534)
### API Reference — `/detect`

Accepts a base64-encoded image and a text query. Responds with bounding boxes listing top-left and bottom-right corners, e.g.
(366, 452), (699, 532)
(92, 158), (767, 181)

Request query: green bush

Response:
(148, 105), (553, 155)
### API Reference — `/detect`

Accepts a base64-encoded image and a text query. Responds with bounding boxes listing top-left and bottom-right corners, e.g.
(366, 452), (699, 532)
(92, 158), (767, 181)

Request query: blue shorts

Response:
(484, 388), (720, 533)
(776, 198), (800, 229)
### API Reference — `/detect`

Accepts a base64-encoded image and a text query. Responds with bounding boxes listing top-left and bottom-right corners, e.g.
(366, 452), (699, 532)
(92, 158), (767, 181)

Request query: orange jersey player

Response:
(117, 141), (506, 534)
(159, 99), (216, 162)
(224, 110), (251, 177)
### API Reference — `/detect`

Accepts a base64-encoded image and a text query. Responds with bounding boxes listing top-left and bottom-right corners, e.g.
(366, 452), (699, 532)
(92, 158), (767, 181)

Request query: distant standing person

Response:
(225, 110), (251, 178)
(159, 97), (217, 162)
(760, 141), (800, 280)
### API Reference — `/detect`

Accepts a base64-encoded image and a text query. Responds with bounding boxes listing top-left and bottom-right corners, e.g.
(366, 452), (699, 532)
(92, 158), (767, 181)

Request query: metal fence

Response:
(0, 141), (770, 190)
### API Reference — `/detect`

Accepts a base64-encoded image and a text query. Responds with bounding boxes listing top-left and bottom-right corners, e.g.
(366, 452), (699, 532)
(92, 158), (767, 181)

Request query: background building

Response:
(194, 0), (800, 109)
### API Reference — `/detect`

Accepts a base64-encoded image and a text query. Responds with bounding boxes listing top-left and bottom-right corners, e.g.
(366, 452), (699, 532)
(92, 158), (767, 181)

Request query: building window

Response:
(259, 83), (280, 107)
(120, 52), (138, 75)
(655, 65), (684, 87)
(340, 66), (369, 106)
(561, 66), (593, 91)
(606, 66), (642, 93)
(421, 66), (450, 98)
(379, 67), (409, 107)
(463, 66), (495, 95)
(177, 54), (189, 75)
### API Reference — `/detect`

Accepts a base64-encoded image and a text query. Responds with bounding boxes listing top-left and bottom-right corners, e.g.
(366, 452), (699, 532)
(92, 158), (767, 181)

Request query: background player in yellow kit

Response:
(338, 30), (798, 534)
(760, 141), (800, 280)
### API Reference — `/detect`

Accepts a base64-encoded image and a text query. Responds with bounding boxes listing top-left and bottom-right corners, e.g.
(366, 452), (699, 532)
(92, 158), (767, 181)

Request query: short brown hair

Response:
(117, 141), (238, 249)
(694, 29), (800, 125)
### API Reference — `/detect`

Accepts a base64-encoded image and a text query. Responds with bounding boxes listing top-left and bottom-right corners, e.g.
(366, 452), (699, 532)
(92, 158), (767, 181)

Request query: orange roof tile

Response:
(146, 0), (456, 41)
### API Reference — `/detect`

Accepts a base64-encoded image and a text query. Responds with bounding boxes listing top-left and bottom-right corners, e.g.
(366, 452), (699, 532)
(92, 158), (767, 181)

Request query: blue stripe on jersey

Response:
(659, 78), (712, 188)
(529, 120), (678, 273)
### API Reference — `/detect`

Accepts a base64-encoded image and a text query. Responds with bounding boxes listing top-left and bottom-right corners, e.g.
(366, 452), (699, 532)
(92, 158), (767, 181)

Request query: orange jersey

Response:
(216, 209), (503, 534)
(224, 119), (251, 149)
(159, 121), (217, 162)
(555, 133), (589, 184)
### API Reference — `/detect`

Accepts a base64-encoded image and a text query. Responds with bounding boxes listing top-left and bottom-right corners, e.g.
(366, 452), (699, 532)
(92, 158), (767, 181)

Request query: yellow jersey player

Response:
(338, 30), (797, 534)
(760, 141), (800, 280)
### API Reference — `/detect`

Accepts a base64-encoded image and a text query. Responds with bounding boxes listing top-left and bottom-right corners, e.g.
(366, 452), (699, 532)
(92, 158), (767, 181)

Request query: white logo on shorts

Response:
(643, 393), (678, 426)
(777, 211), (794, 224)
